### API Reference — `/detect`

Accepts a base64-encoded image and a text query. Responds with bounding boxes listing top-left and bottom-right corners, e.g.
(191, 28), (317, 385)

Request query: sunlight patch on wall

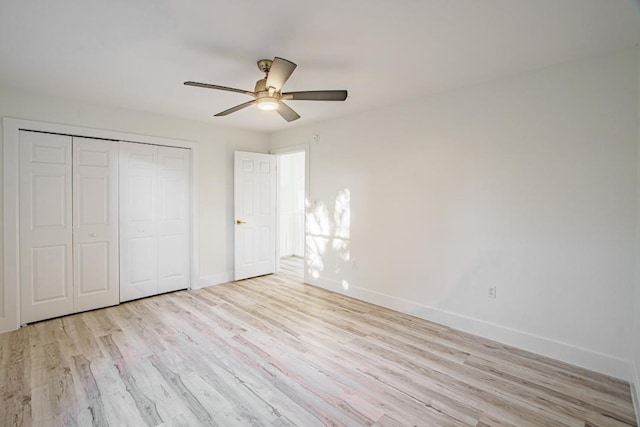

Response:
(306, 189), (351, 280)
(334, 189), (350, 239)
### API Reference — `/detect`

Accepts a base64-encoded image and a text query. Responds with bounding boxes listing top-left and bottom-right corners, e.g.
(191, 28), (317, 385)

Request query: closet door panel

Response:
(130, 236), (156, 282)
(19, 131), (74, 323)
(119, 142), (158, 302)
(157, 147), (190, 293)
(73, 137), (119, 312)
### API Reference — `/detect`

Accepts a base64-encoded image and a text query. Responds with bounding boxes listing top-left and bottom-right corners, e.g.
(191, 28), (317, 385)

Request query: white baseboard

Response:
(194, 270), (233, 289)
(307, 276), (632, 381)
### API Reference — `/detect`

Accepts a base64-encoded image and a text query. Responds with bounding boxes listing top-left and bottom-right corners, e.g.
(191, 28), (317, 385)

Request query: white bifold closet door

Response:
(119, 142), (190, 302)
(73, 137), (119, 312)
(19, 132), (119, 324)
(157, 146), (191, 293)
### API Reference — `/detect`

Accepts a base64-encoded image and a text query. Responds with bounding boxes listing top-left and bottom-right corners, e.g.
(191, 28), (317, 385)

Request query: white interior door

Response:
(234, 151), (277, 280)
(19, 131), (74, 323)
(157, 146), (190, 293)
(73, 137), (119, 312)
(119, 142), (158, 302)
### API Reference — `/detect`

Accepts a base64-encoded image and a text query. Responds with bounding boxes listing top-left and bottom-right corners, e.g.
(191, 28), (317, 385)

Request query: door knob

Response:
(90, 233), (97, 237)
(236, 220), (246, 225)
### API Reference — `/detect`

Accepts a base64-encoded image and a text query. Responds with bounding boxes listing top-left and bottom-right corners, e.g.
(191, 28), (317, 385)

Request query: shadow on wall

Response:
(306, 189), (351, 289)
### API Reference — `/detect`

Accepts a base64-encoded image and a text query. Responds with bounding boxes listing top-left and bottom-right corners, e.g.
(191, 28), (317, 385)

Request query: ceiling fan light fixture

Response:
(257, 97), (279, 111)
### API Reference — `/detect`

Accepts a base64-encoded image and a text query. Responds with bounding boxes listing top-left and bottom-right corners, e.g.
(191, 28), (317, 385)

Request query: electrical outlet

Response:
(352, 260), (357, 269)
(488, 286), (497, 298)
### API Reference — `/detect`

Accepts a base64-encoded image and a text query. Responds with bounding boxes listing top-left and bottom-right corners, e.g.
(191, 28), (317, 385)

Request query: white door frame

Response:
(270, 143), (310, 280)
(2, 117), (199, 333)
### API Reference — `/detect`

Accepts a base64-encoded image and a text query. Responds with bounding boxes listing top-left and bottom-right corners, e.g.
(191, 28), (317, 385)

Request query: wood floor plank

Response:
(72, 355), (107, 427)
(1, 257), (636, 426)
(74, 353), (148, 427)
(148, 354), (218, 426)
(100, 334), (164, 426)
(1, 328), (32, 427)
(346, 335), (584, 426)
(234, 332), (381, 426)
(155, 348), (281, 426)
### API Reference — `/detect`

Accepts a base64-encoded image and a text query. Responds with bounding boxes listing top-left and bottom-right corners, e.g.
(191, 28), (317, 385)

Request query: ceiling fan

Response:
(184, 57), (348, 122)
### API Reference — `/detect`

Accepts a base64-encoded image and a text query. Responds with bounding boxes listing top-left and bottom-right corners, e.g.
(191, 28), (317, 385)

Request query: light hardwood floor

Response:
(1, 257), (636, 426)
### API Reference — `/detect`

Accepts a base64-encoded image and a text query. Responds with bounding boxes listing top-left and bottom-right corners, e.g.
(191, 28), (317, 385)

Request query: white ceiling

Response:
(1, 1), (639, 132)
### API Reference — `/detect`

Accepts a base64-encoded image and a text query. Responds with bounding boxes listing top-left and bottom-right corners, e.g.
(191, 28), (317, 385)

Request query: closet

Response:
(18, 131), (191, 324)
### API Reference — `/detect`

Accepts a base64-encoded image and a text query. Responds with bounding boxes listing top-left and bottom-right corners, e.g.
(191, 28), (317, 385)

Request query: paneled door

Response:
(119, 142), (158, 301)
(234, 151), (277, 280)
(157, 146), (191, 293)
(120, 142), (191, 301)
(19, 131), (74, 323)
(73, 137), (119, 312)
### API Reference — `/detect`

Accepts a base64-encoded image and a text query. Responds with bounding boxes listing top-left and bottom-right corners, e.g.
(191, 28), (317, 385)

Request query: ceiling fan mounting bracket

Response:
(257, 59), (273, 74)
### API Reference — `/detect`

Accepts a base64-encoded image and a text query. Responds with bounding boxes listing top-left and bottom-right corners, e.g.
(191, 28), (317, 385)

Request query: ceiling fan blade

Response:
(266, 57), (297, 91)
(277, 102), (301, 122)
(283, 90), (348, 101)
(214, 100), (257, 116)
(184, 81), (255, 97)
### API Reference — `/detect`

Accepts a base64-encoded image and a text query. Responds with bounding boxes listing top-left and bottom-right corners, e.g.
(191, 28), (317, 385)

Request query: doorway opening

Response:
(277, 151), (306, 279)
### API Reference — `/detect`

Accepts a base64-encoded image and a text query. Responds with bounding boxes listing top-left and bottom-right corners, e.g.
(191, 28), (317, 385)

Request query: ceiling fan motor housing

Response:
(254, 78), (268, 94)
(254, 77), (281, 107)
(254, 77), (280, 111)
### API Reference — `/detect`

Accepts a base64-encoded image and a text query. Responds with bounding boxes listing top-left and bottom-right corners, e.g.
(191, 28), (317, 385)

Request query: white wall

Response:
(270, 47), (638, 379)
(0, 85), (268, 330)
